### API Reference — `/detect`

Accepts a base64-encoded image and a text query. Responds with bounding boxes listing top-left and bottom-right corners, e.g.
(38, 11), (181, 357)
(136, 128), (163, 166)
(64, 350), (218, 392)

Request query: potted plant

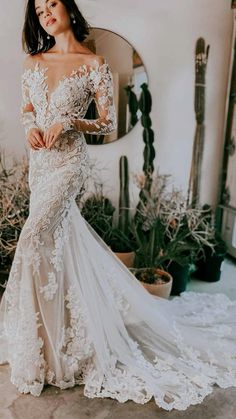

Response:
(192, 204), (227, 282)
(131, 267), (173, 299)
(129, 171), (173, 298)
(132, 171), (216, 296)
(109, 227), (137, 267)
(162, 207), (215, 295)
(130, 217), (173, 299)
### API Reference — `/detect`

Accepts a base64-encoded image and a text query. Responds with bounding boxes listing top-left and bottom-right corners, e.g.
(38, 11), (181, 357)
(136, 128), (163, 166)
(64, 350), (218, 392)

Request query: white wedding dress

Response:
(0, 56), (236, 412)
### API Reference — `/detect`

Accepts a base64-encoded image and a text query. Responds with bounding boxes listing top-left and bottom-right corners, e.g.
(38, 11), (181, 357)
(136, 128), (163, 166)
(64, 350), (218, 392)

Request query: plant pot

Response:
(130, 268), (173, 299)
(114, 251), (135, 268)
(194, 248), (226, 282)
(166, 261), (190, 296)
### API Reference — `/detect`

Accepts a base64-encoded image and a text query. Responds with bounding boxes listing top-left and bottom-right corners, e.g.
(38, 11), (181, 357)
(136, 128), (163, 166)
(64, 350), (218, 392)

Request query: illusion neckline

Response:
(33, 58), (108, 74)
(24, 59), (109, 108)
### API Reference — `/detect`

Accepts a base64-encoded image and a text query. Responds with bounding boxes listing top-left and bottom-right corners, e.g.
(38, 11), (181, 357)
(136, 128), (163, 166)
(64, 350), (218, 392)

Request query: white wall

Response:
(0, 0), (234, 211)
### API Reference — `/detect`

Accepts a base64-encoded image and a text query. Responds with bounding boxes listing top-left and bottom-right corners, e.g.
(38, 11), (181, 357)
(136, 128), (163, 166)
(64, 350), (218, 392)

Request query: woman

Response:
(0, 0), (236, 411)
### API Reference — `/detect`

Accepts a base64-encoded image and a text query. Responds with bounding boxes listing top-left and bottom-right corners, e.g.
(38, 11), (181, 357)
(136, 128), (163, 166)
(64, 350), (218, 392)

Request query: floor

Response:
(0, 256), (236, 419)
(187, 255), (236, 300)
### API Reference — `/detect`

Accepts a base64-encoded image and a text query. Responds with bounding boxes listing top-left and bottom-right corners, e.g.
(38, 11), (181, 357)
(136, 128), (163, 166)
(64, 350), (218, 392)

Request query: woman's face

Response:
(34, 0), (71, 36)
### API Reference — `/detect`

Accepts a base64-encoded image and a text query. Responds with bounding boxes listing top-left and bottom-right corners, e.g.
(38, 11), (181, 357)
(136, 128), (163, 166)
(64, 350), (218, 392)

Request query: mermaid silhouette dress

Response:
(0, 56), (236, 412)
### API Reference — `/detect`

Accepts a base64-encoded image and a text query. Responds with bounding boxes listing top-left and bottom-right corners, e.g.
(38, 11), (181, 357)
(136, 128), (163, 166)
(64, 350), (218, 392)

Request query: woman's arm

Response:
(20, 57), (45, 149)
(61, 57), (117, 135)
(20, 58), (39, 135)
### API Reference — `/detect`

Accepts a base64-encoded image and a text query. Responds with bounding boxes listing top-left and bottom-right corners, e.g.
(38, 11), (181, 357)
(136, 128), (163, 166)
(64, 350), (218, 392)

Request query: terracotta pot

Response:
(131, 268), (173, 299)
(114, 251), (135, 268)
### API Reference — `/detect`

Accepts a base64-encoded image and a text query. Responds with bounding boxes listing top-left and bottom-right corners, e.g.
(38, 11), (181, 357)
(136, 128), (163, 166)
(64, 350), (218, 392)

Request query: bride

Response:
(0, 0), (236, 412)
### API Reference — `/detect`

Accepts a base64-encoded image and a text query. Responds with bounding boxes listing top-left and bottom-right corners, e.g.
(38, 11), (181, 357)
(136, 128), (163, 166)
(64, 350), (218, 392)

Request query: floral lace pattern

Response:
(20, 59), (117, 136)
(39, 272), (58, 301)
(59, 286), (95, 370)
(0, 55), (236, 411)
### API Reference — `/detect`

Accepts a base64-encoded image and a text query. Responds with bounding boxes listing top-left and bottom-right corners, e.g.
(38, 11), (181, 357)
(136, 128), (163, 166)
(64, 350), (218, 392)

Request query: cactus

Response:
(118, 155), (130, 234)
(187, 38), (210, 207)
(124, 85), (139, 128)
(135, 83), (156, 223)
(110, 155), (136, 253)
(139, 83), (155, 187)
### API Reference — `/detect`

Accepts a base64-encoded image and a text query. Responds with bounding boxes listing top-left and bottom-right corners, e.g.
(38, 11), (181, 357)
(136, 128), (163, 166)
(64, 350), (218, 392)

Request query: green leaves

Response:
(81, 194), (115, 245)
(133, 171), (219, 270)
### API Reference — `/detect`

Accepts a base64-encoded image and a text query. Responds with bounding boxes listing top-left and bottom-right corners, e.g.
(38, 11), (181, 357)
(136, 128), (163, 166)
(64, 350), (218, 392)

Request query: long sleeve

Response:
(20, 70), (39, 136)
(61, 60), (117, 136)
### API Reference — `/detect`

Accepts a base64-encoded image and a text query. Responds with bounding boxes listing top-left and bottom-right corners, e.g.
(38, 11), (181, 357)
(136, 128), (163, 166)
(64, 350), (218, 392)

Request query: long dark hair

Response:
(22, 0), (91, 55)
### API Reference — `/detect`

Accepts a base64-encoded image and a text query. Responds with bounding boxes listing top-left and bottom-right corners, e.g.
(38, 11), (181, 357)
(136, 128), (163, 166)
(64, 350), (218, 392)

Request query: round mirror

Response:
(83, 27), (148, 145)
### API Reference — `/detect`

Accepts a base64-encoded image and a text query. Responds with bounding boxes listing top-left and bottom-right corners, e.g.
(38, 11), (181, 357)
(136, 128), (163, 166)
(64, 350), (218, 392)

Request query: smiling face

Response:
(35, 0), (71, 36)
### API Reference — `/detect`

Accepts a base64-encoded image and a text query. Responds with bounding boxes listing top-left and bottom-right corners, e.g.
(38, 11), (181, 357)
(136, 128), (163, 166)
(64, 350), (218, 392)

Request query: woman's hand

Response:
(43, 122), (63, 149)
(27, 128), (45, 150)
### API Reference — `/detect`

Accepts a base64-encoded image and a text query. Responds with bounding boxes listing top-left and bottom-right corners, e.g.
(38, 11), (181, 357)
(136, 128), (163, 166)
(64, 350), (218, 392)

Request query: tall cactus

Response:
(110, 155), (134, 253)
(135, 83), (156, 222)
(140, 83), (155, 188)
(187, 38), (210, 207)
(118, 155), (130, 234)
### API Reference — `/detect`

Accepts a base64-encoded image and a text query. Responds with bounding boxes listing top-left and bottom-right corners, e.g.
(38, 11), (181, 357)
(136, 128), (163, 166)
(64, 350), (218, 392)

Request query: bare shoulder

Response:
(75, 44), (105, 66)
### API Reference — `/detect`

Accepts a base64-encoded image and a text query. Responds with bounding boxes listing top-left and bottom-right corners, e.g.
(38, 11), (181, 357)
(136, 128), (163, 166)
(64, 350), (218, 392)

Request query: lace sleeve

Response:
(21, 68), (39, 136)
(61, 59), (117, 135)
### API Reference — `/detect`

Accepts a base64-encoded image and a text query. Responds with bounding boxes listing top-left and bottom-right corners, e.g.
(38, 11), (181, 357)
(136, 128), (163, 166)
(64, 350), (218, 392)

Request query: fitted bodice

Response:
(21, 60), (113, 133)
(20, 56), (118, 197)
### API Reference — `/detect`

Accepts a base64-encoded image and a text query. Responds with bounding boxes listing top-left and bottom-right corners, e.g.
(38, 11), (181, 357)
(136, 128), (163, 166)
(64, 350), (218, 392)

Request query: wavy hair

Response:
(22, 0), (91, 55)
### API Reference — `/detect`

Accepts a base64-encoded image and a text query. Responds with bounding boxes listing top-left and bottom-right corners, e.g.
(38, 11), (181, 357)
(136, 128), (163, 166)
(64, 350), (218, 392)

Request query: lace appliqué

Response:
(20, 60), (117, 137)
(107, 266), (131, 317)
(4, 280), (46, 397)
(59, 286), (94, 368)
(39, 272), (58, 301)
(50, 199), (73, 273)
(170, 292), (236, 389)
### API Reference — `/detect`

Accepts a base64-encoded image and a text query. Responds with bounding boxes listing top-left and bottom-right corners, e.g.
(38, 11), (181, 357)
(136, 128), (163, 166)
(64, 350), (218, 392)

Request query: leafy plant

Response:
(194, 204), (227, 262)
(0, 150), (30, 272)
(109, 226), (136, 253)
(80, 183), (115, 245)
(133, 170), (216, 271)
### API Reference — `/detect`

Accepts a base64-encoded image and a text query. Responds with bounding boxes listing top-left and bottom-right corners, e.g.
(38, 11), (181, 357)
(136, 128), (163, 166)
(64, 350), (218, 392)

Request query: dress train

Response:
(1, 198), (236, 411)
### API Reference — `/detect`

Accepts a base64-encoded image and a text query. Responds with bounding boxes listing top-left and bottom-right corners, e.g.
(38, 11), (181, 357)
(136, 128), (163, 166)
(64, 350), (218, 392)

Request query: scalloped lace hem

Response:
(7, 348), (236, 412)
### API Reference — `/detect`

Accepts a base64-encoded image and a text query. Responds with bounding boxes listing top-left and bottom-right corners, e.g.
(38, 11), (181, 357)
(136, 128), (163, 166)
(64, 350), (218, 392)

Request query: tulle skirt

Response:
(0, 136), (236, 411)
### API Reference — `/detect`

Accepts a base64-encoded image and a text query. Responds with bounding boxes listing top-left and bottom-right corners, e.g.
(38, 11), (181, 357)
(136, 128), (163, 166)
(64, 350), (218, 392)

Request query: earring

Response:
(70, 14), (76, 24)
(47, 35), (50, 39)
